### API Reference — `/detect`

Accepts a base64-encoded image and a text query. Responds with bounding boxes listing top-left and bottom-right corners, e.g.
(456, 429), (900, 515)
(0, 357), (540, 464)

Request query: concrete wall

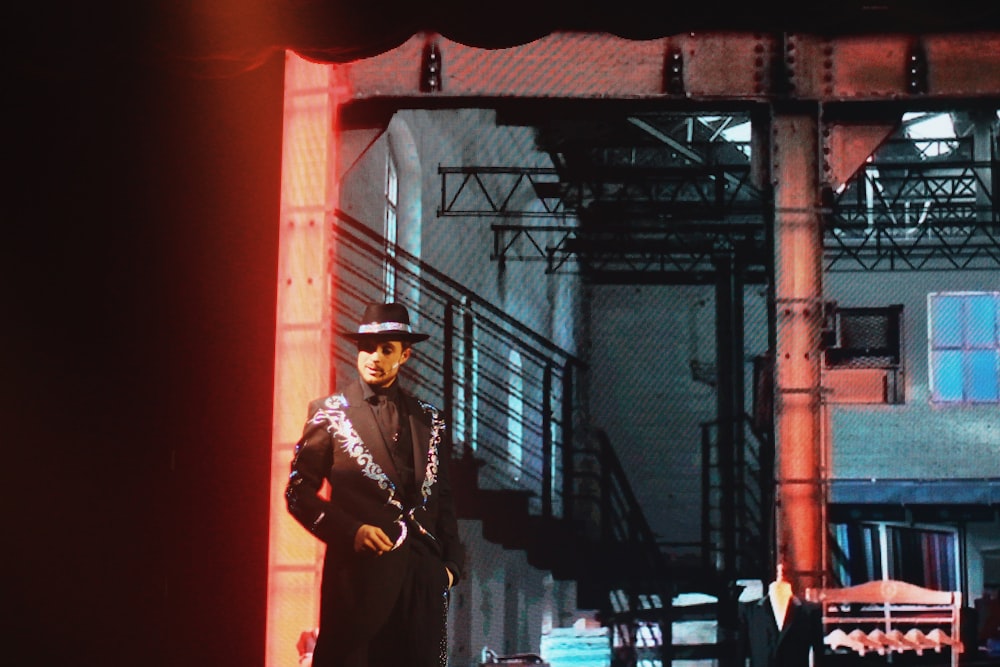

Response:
(450, 520), (587, 667)
(825, 269), (1000, 602)
(339, 108), (584, 355)
(587, 283), (771, 548)
(825, 269), (1000, 480)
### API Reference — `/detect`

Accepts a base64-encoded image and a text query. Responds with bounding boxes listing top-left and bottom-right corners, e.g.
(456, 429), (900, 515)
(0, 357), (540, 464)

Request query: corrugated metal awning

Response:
(830, 478), (1000, 505)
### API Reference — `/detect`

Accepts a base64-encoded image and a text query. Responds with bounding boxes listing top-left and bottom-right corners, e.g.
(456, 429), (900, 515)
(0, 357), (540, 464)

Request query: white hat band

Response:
(357, 321), (412, 334)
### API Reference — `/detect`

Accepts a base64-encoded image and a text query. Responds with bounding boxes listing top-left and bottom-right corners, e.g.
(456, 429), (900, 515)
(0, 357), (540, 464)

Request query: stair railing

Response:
(331, 210), (679, 664)
(591, 428), (676, 665)
(330, 209), (585, 519)
(700, 412), (774, 581)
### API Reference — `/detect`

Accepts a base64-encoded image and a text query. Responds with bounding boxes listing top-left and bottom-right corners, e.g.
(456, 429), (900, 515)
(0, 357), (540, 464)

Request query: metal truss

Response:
(438, 164), (761, 217)
(495, 222), (768, 284)
(439, 153), (1000, 277)
(437, 166), (576, 219)
(825, 154), (1000, 271)
(353, 31), (1000, 279)
(439, 164), (768, 283)
(824, 222), (1000, 271)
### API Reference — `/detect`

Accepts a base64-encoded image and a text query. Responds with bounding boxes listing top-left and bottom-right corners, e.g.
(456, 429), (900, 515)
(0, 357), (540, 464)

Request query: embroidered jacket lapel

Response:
(408, 402), (430, 490)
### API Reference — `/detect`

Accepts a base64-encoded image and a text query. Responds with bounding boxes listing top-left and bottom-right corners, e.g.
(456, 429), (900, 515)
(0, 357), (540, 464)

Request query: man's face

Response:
(356, 339), (410, 388)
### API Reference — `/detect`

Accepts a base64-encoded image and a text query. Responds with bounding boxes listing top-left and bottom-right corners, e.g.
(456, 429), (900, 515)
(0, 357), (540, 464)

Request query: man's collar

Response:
(359, 376), (401, 402)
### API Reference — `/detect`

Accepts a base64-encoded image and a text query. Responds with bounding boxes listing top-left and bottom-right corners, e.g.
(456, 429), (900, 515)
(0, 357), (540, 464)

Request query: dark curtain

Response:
(147, 1), (1000, 78)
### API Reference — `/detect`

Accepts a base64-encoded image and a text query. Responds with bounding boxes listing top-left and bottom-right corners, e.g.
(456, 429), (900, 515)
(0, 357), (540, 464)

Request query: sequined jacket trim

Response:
(308, 392), (444, 548)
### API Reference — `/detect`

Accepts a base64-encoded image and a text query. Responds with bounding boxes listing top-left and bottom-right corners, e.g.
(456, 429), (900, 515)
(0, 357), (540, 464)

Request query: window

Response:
(902, 111), (958, 158)
(831, 522), (959, 591)
(383, 150), (399, 301)
(507, 349), (524, 478)
(455, 302), (478, 452)
(928, 291), (1000, 403)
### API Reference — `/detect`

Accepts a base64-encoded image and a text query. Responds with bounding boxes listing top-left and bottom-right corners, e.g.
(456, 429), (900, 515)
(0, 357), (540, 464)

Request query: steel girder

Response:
(826, 155), (1000, 271)
(438, 164), (768, 282)
(438, 148), (1000, 278)
(336, 31), (1000, 281)
(336, 31), (1000, 103)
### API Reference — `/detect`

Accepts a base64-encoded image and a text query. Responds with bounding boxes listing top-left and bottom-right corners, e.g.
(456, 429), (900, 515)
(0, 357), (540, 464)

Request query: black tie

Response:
(372, 394), (399, 447)
(374, 392), (416, 501)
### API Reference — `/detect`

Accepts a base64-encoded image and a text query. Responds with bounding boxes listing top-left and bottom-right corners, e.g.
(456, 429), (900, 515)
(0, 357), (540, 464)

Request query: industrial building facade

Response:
(263, 27), (1000, 667)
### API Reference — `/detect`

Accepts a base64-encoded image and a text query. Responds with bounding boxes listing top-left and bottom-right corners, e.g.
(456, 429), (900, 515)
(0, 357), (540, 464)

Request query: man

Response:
(286, 302), (466, 667)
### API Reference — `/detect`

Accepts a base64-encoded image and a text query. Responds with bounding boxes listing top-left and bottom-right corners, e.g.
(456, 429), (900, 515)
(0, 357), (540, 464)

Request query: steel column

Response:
(771, 110), (825, 594)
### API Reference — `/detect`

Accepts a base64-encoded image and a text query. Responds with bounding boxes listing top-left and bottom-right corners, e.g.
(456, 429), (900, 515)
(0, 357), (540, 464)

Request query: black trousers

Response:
(320, 542), (450, 667)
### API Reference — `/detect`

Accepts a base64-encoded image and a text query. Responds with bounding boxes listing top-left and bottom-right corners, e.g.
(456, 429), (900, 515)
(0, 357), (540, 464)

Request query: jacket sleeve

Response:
(285, 400), (362, 553)
(434, 432), (466, 583)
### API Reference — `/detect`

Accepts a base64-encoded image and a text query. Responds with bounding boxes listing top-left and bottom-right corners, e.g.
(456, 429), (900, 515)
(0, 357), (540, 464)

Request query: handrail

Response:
(334, 209), (585, 365)
(329, 209), (584, 518)
(586, 426), (676, 664)
(700, 412), (772, 580)
(330, 210), (679, 662)
(592, 427), (673, 587)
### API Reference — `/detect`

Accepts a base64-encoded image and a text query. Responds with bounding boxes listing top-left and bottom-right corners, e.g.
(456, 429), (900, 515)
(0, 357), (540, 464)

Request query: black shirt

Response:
(362, 378), (417, 503)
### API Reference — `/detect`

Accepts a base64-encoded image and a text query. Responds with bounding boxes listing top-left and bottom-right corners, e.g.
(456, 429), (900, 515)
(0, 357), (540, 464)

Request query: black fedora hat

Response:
(341, 302), (430, 343)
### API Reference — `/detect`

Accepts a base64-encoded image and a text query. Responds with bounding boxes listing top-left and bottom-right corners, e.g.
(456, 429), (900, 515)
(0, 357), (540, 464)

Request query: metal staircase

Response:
(329, 209), (772, 666)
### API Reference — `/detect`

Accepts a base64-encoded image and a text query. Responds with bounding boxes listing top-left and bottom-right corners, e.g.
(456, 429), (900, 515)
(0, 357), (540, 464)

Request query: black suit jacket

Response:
(739, 595), (825, 667)
(285, 378), (465, 654)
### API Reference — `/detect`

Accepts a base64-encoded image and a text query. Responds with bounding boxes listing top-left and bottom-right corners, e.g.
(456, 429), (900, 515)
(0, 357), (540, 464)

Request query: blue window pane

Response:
(968, 350), (1000, 402)
(932, 350), (964, 401)
(930, 296), (963, 347)
(967, 295), (998, 347)
(929, 292), (999, 404)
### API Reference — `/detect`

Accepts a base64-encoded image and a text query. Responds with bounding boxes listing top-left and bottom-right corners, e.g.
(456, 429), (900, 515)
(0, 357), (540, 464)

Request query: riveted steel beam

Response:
(337, 31), (1000, 106)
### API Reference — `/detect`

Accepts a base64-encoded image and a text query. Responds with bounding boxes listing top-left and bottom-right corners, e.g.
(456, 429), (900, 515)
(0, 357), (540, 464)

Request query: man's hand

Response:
(354, 524), (394, 554)
(446, 567), (454, 588)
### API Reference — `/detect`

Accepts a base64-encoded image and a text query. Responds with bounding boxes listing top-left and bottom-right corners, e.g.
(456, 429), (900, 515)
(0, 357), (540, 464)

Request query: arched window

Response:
(383, 114), (422, 311)
(507, 349), (524, 478)
(383, 149), (398, 300)
(454, 302), (477, 451)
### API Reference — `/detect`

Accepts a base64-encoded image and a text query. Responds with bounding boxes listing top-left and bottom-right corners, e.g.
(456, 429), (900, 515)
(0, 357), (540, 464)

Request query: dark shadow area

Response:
(6, 5), (282, 665)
